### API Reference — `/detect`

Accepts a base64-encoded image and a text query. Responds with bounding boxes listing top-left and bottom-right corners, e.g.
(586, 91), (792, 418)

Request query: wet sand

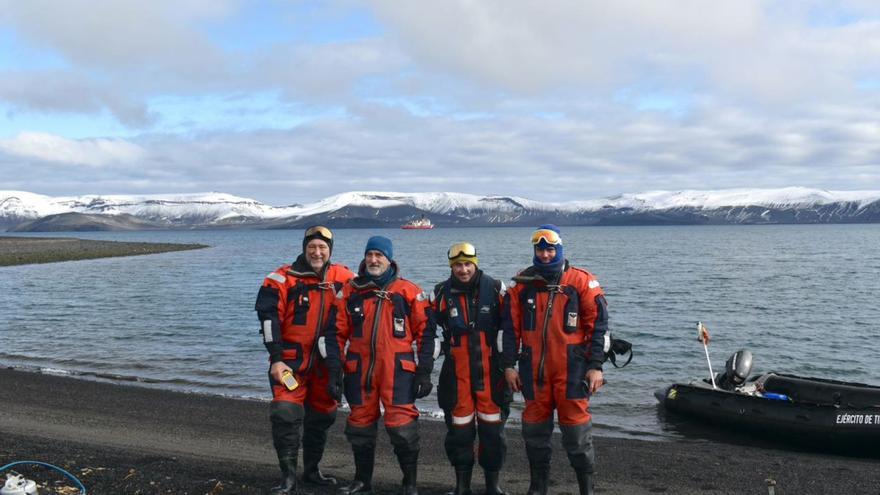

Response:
(1, 368), (878, 494)
(0, 236), (207, 266)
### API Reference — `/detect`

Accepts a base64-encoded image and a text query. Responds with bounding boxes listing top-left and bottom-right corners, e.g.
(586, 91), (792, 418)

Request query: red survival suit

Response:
(323, 262), (437, 492)
(501, 261), (608, 477)
(433, 271), (510, 475)
(255, 255), (354, 483)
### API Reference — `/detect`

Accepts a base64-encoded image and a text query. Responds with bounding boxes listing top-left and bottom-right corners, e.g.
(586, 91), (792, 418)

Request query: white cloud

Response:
(0, 132), (146, 167)
(0, 0), (232, 74)
(4, 93), (879, 204)
(369, 0), (880, 104)
(0, 70), (154, 126)
(0, 1), (879, 201)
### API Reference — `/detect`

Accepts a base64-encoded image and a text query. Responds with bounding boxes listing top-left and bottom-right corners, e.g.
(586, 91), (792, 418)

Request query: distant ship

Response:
(401, 216), (434, 229)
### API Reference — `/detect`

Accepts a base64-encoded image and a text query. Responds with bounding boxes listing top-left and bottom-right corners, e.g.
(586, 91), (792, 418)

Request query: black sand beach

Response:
(1, 368), (878, 494)
(0, 236), (207, 266)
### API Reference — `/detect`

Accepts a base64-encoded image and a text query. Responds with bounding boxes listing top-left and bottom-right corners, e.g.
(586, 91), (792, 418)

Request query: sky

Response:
(1, 0), (879, 206)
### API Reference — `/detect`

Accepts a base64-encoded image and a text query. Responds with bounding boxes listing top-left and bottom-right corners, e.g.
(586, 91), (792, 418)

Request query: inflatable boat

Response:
(656, 350), (880, 453)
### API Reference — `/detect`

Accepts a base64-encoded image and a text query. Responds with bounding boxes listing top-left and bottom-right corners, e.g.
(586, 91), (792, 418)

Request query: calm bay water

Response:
(2, 225), (879, 440)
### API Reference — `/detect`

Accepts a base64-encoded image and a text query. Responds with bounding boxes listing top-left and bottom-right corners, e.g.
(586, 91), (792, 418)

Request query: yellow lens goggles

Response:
(305, 225), (333, 239)
(530, 229), (561, 246)
(447, 242), (477, 260)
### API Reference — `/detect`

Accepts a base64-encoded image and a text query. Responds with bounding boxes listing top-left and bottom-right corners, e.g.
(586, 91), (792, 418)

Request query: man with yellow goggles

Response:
(433, 241), (510, 495)
(447, 242), (478, 266)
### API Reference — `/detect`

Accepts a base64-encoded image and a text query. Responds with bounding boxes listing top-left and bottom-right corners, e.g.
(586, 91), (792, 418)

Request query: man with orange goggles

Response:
(432, 242), (511, 495)
(500, 224), (609, 495)
(255, 225), (355, 495)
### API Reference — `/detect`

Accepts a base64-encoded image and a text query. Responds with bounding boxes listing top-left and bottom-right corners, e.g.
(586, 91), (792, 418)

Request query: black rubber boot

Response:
(302, 408), (337, 485)
(483, 471), (508, 495)
(525, 467), (549, 495)
(388, 422), (420, 495)
(302, 452), (337, 486)
(339, 447), (375, 495)
(302, 467), (336, 486)
(445, 468), (473, 495)
(270, 402), (306, 495)
(269, 455), (303, 495)
(400, 462), (419, 495)
(576, 471), (594, 495)
(522, 420), (552, 495)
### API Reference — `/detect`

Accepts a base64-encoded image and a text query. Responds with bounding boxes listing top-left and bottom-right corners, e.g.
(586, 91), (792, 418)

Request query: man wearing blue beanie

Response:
(501, 225), (610, 495)
(323, 235), (438, 495)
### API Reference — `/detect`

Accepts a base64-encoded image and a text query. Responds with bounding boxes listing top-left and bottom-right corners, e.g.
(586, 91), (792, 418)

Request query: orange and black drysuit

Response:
(323, 261), (437, 492)
(433, 271), (510, 474)
(255, 255), (354, 483)
(500, 261), (608, 478)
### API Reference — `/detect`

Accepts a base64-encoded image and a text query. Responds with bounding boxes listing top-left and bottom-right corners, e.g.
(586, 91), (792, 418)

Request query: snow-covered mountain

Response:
(3, 187), (880, 231)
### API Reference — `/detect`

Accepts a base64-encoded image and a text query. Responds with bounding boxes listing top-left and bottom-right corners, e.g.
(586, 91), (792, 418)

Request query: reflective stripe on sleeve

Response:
(496, 330), (504, 353)
(318, 336), (327, 358)
(262, 320), (273, 343)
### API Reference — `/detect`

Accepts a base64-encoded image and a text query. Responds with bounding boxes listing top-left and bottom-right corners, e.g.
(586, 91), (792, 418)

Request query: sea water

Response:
(2, 225), (879, 440)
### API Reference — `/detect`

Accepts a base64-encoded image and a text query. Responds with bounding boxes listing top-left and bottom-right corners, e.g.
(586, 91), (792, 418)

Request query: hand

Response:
(585, 369), (605, 395)
(270, 361), (292, 384)
(504, 368), (522, 393)
(414, 370), (433, 399)
(326, 369), (343, 402)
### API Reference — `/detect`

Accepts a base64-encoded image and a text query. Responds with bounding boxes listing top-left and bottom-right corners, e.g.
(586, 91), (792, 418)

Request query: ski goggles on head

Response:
(304, 225), (333, 240)
(447, 242), (476, 260)
(530, 229), (562, 246)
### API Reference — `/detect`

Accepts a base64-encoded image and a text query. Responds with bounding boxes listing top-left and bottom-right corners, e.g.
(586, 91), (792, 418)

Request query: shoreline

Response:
(2, 368), (878, 494)
(0, 236), (207, 266)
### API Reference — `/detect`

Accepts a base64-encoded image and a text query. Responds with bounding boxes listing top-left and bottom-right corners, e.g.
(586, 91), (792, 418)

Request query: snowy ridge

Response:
(0, 191), (299, 223)
(599, 187), (880, 211)
(285, 187), (880, 216)
(287, 191), (550, 217)
(3, 187), (880, 230)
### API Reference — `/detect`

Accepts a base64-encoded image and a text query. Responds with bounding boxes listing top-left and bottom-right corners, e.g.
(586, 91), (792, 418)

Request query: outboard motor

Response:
(718, 349), (753, 391)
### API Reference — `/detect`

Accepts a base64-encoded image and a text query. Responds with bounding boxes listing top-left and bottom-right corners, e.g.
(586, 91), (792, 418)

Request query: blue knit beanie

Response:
(364, 235), (393, 260)
(532, 224), (564, 274)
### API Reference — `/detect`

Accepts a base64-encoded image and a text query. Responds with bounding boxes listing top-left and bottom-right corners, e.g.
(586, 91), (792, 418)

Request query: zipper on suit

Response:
(536, 289), (557, 386)
(364, 292), (386, 392)
(304, 273), (330, 374)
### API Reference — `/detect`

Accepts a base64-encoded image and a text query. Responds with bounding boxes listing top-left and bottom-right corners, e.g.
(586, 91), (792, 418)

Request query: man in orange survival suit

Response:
(432, 242), (510, 495)
(501, 225), (608, 495)
(254, 226), (355, 495)
(323, 235), (437, 495)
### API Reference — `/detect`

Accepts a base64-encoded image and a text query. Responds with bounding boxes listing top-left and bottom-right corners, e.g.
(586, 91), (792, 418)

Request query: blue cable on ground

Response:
(0, 461), (87, 494)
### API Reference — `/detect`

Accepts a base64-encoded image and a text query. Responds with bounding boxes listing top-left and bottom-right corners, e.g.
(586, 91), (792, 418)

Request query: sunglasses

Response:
(530, 229), (561, 246)
(447, 242), (477, 259)
(305, 225), (333, 239)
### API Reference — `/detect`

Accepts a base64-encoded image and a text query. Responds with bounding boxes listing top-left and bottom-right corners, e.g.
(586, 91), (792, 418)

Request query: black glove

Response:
(414, 367), (433, 399)
(327, 369), (343, 402)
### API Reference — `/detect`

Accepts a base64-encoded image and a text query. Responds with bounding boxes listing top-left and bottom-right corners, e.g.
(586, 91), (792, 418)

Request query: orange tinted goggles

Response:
(530, 229), (561, 246)
(305, 225), (333, 239)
